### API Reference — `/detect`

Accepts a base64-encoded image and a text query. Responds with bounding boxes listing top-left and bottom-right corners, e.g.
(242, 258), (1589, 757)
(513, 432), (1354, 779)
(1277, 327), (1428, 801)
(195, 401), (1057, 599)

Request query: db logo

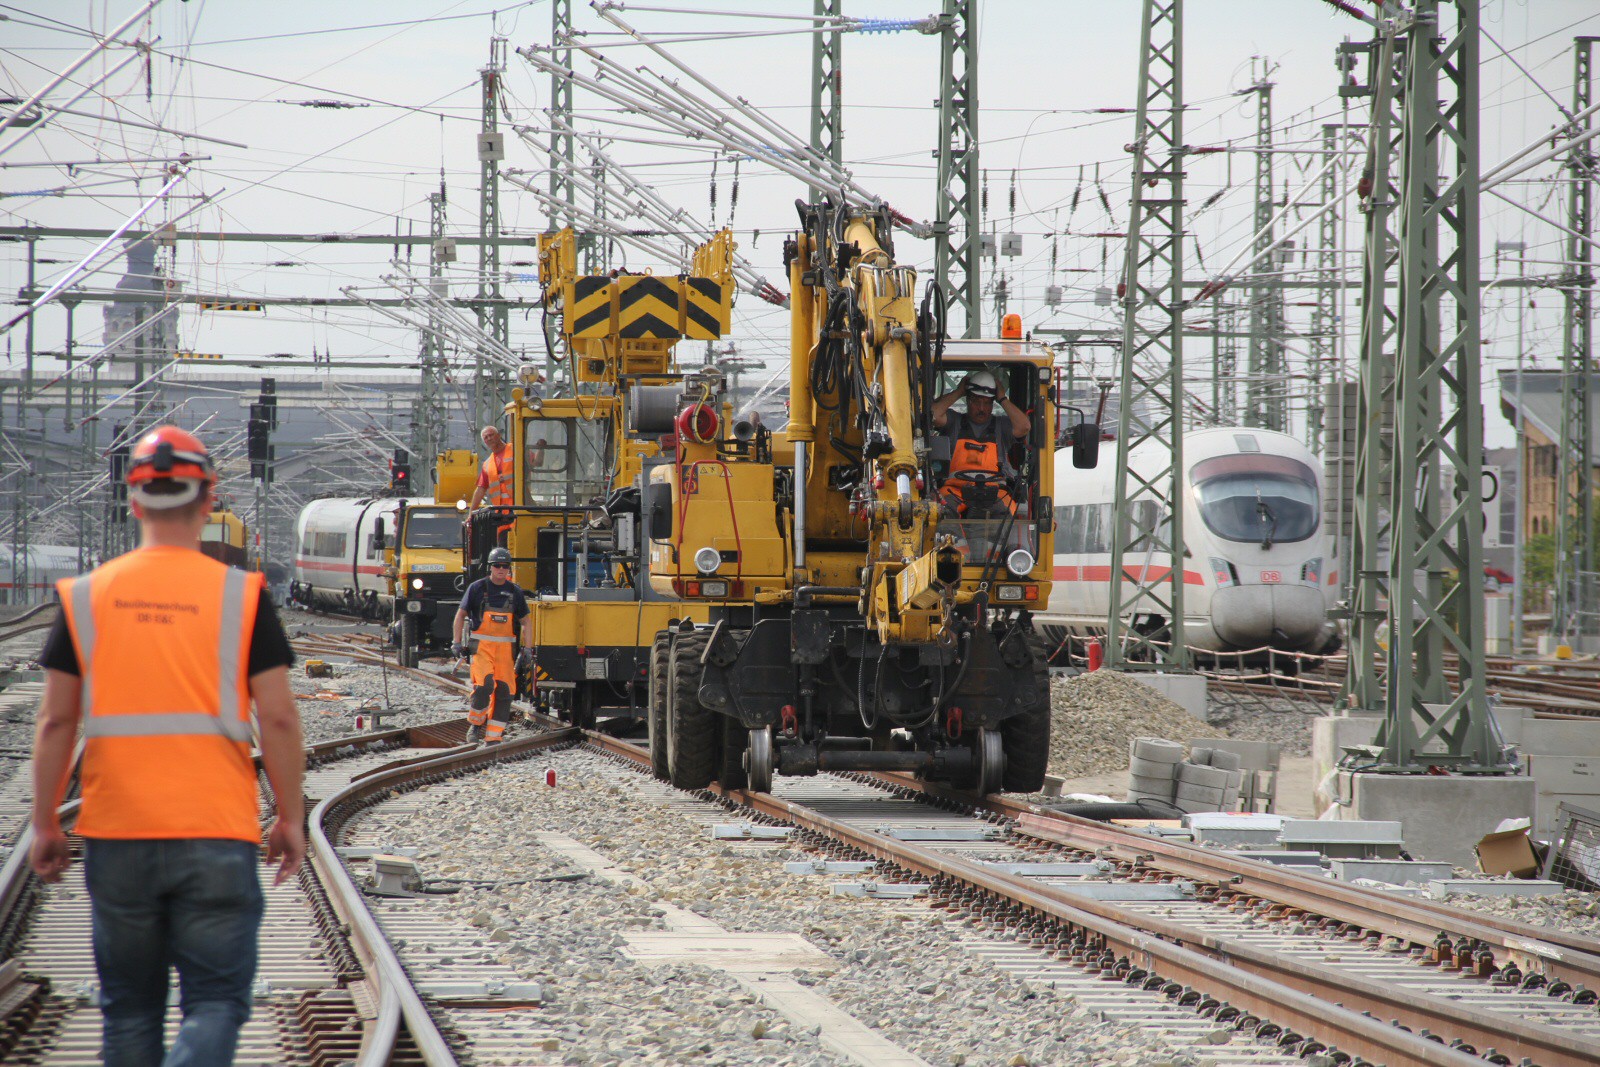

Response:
(1259, 570), (1281, 584)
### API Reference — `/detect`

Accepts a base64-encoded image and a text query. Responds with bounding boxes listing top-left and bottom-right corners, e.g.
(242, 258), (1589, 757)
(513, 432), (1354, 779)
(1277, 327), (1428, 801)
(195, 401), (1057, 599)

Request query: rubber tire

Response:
(647, 633), (671, 780)
(718, 715), (748, 790)
(666, 631), (717, 789)
(999, 633), (1053, 793)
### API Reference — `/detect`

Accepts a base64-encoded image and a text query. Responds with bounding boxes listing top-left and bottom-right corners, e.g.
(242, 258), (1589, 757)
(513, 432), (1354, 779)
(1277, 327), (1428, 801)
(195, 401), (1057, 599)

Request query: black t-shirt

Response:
(38, 593), (295, 678)
(460, 578), (529, 630)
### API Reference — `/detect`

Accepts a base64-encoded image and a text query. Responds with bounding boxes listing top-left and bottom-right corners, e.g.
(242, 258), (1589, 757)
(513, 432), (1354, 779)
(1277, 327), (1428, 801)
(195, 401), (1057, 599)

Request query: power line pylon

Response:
(1347, 25), (1403, 719)
(548, 0), (576, 231)
(1356, 1), (1506, 771)
(934, 0), (981, 338)
(476, 37), (512, 436)
(1307, 122), (1344, 454)
(1244, 64), (1288, 433)
(1556, 36), (1598, 646)
(413, 186), (449, 489)
(810, 0), (843, 174)
(1106, 0), (1188, 671)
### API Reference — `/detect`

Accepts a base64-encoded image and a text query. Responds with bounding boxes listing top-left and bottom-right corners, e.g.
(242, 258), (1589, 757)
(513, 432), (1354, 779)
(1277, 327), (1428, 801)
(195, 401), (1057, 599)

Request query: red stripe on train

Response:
(1053, 564), (1205, 586)
(295, 558), (388, 576)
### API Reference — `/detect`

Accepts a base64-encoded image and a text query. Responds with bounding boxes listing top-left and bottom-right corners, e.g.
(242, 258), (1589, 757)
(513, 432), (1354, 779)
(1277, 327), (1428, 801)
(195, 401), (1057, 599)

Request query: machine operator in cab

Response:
(451, 546), (533, 744)
(469, 424), (516, 545)
(932, 367), (1031, 523)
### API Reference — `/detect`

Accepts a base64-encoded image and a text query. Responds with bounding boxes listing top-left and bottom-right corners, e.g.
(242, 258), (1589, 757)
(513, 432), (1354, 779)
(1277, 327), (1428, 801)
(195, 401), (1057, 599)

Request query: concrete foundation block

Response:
(1335, 772), (1536, 868)
(1310, 714), (1382, 814)
(1520, 720), (1600, 758)
(1129, 673), (1210, 723)
(1330, 858), (1455, 886)
(1427, 878), (1563, 900)
(1184, 814), (1285, 847)
(1280, 818), (1404, 848)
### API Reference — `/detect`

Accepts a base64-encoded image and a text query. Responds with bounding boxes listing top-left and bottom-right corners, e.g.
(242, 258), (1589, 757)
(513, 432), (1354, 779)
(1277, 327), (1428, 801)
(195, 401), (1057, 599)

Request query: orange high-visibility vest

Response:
(57, 546), (264, 842)
(481, 445), (515, 508)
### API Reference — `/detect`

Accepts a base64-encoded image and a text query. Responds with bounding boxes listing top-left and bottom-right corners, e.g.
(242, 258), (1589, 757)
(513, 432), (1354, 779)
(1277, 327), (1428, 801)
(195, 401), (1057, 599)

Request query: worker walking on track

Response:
(30, 425), (305, 1067)
(452, 546), (532, 743)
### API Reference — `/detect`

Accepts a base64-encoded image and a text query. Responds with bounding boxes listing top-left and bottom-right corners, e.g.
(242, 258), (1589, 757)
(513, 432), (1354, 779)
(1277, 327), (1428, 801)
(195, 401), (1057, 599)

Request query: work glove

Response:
(517, 647), (534, 671)
(451, 642), (467, 659)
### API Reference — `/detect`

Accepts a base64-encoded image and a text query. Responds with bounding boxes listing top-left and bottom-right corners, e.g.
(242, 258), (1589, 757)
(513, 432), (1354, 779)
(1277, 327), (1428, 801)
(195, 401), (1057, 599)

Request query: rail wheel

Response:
(647, 633), (671, 780)
(974, 729), (1005, 796)
(666, 631), (716, 789)
(743, 727), (774, 794)
(999, 633), (1053, 793)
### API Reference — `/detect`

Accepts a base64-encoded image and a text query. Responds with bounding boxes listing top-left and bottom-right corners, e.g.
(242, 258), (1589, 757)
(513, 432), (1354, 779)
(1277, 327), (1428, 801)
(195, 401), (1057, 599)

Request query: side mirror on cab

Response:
(1072, 423), (1101, 470)
(373, 518), (387, 550)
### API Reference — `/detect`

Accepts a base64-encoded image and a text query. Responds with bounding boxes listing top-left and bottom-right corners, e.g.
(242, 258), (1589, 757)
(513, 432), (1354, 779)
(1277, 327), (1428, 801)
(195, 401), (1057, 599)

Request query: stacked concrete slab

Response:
(1127, 738), (1184, 804)
(1127, 738), (1246, 813)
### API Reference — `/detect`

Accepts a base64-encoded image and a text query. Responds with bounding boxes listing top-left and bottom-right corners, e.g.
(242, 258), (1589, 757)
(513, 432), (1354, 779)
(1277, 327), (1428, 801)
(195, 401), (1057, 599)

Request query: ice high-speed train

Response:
(1039, 427), (1338, 659)
(289, 498), (401, 618)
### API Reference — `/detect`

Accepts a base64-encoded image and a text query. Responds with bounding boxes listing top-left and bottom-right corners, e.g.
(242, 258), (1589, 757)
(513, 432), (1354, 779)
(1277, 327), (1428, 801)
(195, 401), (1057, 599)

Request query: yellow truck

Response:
(388, 450), (476, 667)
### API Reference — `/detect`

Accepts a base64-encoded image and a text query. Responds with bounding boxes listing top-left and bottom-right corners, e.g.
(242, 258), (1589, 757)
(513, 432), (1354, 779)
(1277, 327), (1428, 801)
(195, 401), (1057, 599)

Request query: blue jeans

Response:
(83, 838), (265, 1067)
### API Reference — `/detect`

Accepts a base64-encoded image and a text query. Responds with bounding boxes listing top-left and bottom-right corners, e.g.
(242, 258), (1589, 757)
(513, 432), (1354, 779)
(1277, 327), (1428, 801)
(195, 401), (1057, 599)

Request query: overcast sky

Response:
(3, 0), (1598, 449)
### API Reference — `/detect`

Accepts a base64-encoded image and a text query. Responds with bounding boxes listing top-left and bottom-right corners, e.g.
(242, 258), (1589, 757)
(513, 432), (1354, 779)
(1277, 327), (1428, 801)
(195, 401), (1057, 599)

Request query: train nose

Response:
(1209, 585), (1328, 651)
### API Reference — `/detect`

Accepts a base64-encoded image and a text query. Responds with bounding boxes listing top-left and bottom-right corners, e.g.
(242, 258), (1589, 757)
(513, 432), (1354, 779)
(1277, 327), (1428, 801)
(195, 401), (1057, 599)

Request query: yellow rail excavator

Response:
(460, 227), (735, 724)
(646, 200), (1100, 794)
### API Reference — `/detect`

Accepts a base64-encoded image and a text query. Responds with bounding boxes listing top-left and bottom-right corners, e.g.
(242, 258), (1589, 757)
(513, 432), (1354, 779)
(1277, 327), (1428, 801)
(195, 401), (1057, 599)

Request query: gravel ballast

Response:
(1046, 670), (1223, 779)
(345, 751), (1198, 1066)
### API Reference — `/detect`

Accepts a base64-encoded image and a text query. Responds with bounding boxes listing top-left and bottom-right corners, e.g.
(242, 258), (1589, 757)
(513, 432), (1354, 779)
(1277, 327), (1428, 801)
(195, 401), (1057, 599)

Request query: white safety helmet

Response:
(964, 370), (999, 400)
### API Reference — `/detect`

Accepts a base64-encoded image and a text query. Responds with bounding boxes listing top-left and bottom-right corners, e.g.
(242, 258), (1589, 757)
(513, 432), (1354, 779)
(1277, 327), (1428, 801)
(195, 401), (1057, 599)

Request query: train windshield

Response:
(1192, 454), (1319, 545)
(524, 417), (610, 507)
(403, 510), (461, 549)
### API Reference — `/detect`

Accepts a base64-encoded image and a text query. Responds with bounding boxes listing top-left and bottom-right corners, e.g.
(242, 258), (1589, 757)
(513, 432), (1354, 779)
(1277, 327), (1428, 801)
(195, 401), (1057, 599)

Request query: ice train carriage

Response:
(0, 545), (91, 604)
(1039, 427), (1338, 662)
(289, 498), (400, 619)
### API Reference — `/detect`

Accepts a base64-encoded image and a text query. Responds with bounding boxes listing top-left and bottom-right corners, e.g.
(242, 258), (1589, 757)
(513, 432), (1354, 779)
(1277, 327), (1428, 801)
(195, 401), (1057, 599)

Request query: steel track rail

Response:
(580, 733), (1600, 1066)
(573, 736), (1471, 1066)
(891, 772), (1600, 977)
(0, 724), (463, 1065)
(306, 725), (583, 1066)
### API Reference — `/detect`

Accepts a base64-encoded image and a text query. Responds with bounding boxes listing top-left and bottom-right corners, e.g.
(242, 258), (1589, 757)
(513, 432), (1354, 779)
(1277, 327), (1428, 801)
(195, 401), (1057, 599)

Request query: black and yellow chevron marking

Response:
(617, 276), (682, 339)
(567, 276), (612, 339)
(683, 277), (728, 340)
(199, 301), (263, 312)
(175, 352), (224, 360)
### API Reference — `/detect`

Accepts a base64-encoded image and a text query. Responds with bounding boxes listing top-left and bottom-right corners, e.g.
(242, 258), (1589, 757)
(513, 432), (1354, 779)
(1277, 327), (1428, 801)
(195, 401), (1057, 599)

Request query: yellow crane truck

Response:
(460, 228), (734, 724)
(646, 201), (1100, 794)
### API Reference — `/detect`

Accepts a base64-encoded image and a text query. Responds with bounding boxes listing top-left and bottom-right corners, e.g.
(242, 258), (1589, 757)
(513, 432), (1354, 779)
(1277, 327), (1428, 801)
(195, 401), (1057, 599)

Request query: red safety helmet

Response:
(126, 425), (216, 510)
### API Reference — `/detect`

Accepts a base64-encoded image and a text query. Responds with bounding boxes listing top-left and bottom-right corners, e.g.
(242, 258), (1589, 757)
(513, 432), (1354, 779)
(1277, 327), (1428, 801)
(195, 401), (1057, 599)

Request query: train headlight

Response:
(699, 580), (729, 598)
(694, 546), (721, 575)
(411, 578), (424, 590)
(1005, 549), (1035, 577)
(1210, 558), (1235, 587)
(997, 585), (1024, 601)
(1301, 557), (1323, 584)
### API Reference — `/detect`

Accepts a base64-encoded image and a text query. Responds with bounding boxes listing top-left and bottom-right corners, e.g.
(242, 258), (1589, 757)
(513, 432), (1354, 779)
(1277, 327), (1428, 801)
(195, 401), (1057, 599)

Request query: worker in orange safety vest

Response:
(931, 368), (1032, 520)
(451, 546), (532, 743)
(30, 425), (306, 1066)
